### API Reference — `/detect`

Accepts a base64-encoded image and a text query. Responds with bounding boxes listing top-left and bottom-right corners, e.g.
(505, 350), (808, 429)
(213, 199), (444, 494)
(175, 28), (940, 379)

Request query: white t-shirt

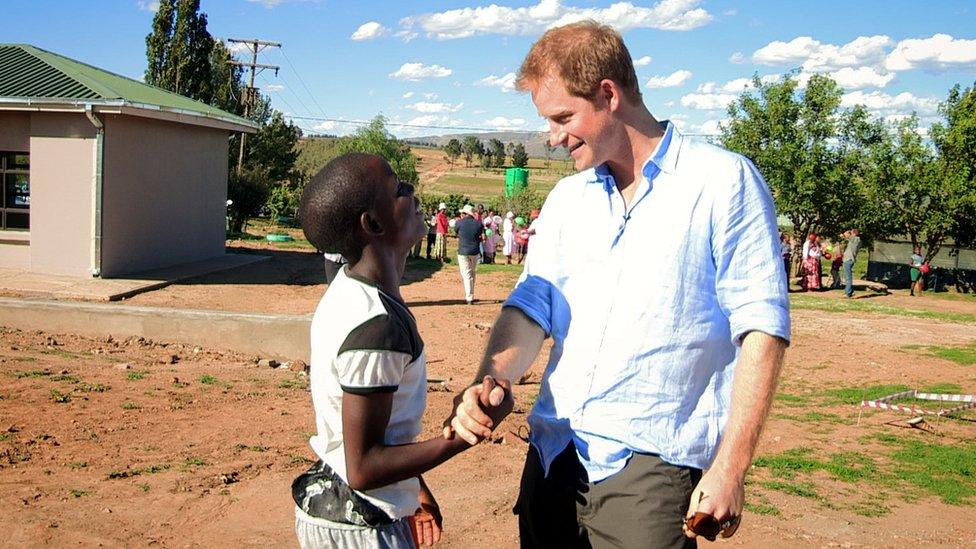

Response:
(306, 268), (426, 519)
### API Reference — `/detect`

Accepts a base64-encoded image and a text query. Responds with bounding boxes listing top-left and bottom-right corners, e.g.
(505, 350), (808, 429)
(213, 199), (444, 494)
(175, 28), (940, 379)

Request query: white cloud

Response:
(633, 55), (653, 67)
(225, 41), (251, 55)
(822, 66), (894, 89)
(424, 92), (439, 100)
(886, 34), (976, 72)
(680, 92), (737, 110)
(351, 21), (388, 41)
(389, 62), (453, 81)
(398, 0), (712, 40)
(645, 69), (693, 89)
(246, 0), (284, 7)
(313, 120), (335, 132)
(136, 1), (159, 12)
(402, 91), (415, 98)
(406, 114), (449, 127)
(476, 72), (517, 93)
(841, 91), (939, 116)
(752, 35), (892, 72)
(729, 51), (744, 64)
(484, 116), (526, 129)
(405, 101), (463, 113)
(265, 84), (285, 93)
(695, 119), (727, 135)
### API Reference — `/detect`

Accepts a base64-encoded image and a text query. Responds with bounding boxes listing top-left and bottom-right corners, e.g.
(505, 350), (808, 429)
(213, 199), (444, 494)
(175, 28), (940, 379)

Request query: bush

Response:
(228, 167), (271, 234)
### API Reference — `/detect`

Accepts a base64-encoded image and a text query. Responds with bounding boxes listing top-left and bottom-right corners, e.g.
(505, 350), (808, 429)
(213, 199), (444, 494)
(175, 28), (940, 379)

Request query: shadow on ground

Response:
(170, 247), (445, 287)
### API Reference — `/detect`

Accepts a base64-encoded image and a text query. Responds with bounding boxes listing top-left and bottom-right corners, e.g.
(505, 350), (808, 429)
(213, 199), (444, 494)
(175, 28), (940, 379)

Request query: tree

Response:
(543, 140), (555, 169)
(209, 40), (245, 116)
(444, 138), (462, 167)
(488, 138), (506, 168)
(145, 0), (174, 86)
(932, 83), (976, 250)
(722, 73), (870, 274)
(336, 115), (419, 183)
(227, 167), (271, 234)
(249, 111), (301, 183)
(511, 142), (529, 168)
(462, 136), (481, 167)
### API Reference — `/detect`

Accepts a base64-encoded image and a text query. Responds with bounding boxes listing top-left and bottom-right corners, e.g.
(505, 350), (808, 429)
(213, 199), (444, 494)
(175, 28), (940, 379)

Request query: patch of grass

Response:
(40, 348), (93, 361)
(199, 374), (218, 385)
(754, 447), (876, 484)
(68, 461), (88, 469)
(760, 480), (822, 499)
(120, 402), (141, 410)
(919, 382), (964, 393)
(50, 374), (80, 383)
(138, 483), (151, 492)
(126, 371), (147, 381)
(49, 389), (71, 403)
(879, 436), (976, 505)
(290, 455), (313, 465)
(0, 433), (8, 442)
(69, 489), (92, 498)
(924, 342), (976, 366)
(773, 411), (852, 425)
(234, 444), (268, 453)
(278, 377), (309, 390)
(13, 369), (51, 378)
(819, 384), (911, 406)
(744, 498), (781, 517)
(78, 382), (110, 393)
(790, 294), (976, 323)
(774, 392), (812, 407)
(181, 457), (207, 470)
(106, 463), (170, 479)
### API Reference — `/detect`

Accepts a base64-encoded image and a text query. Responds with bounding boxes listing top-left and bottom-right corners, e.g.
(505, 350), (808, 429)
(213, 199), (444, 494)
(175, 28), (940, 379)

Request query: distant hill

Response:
(419, 131), (570, 160)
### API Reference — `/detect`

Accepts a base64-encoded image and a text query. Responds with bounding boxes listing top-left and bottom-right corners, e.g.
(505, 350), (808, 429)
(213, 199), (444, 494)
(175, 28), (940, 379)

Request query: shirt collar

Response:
(588, 120), (680, 191)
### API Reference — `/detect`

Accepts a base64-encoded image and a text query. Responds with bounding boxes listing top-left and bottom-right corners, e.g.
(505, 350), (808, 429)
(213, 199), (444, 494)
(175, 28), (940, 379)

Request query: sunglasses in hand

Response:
(684, 511), (741, 541)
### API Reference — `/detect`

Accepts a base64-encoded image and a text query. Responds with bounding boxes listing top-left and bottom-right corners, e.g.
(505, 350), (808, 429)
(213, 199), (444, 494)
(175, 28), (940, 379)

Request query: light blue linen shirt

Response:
(504, 122), (790, 482)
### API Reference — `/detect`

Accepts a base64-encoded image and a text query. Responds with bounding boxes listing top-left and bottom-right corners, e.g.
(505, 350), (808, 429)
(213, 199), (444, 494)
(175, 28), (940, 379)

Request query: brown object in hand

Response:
(684, 512), (741, 541)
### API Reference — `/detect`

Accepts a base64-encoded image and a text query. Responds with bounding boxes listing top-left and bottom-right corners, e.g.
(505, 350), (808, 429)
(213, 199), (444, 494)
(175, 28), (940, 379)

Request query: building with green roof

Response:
(0, 44), (257, 277)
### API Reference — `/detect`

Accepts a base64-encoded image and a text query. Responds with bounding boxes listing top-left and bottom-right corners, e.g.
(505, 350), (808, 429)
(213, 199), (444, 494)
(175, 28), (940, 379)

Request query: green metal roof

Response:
(0, 44), (256, 130)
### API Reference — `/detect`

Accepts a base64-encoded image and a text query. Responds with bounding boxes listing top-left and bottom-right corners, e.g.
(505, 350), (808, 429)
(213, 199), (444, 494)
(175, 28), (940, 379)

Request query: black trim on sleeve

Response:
(341, 384), (399, 395)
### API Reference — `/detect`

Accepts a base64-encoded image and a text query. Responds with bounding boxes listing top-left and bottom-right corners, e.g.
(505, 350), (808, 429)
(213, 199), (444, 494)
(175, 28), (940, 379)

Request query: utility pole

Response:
(227, 38), (280, 172)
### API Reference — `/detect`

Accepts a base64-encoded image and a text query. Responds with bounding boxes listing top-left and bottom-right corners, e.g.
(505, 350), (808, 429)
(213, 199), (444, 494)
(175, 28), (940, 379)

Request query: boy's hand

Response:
(409, 501), (442, 546)
(442, 375), (514, 445)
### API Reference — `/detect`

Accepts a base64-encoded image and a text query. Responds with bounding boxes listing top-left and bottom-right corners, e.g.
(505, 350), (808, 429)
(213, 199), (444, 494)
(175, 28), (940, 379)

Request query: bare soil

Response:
(2, 243), (975, 548)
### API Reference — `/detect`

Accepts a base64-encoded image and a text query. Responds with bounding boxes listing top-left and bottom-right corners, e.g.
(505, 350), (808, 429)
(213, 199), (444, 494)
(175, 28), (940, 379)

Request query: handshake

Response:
(442, 375), (515, 445)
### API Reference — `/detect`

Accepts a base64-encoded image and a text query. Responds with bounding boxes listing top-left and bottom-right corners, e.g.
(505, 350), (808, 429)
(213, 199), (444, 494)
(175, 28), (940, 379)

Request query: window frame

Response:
(1, 151), (30, 231)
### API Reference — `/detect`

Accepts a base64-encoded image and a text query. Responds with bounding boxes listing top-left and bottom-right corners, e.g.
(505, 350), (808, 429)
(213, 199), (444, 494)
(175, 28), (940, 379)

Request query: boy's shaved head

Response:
(299, 153), (393, 264)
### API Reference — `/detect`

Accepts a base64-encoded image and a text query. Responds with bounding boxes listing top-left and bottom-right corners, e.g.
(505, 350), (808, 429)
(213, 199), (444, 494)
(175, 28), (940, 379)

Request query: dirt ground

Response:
(2, 242), (976, 547)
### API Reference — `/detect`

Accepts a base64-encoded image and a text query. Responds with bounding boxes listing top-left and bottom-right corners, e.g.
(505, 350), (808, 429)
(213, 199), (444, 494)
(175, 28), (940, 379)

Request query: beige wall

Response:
(0, 112), (32, 269)
(28, 113), (96, 276)
(100, 115), (228, 277)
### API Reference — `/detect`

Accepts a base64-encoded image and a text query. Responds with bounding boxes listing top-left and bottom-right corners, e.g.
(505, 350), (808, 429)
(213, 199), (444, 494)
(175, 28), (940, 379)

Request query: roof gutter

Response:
(85, 104), (103, 277)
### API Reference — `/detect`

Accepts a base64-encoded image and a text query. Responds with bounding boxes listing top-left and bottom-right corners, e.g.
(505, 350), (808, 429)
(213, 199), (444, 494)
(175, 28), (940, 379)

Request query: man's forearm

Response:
(473, 306), (546, 384)
(709, 331), (787, 478)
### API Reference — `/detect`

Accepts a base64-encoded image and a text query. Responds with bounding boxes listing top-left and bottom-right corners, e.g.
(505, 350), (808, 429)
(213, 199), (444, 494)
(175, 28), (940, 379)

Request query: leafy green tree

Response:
(145, 0), (174, 86)
(932, 83), (976, 250)
(420, 193), (471, 217)
(227, 167), (271, 234)
(488, 138), (506, 168)
(722, 73), (871, 273)
(462, 136), (481, 167)
(511, 142), (529, 168)
(249, 111), (301, 183)
(335, 116), (419, 183)
(444, 138), (462, 167)
(543, 140), (555, 169)
(209, 40), (245, 116)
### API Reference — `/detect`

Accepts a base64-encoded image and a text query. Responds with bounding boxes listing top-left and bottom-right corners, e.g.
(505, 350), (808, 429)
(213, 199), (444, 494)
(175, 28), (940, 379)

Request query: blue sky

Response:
(5, 0), (975, 138)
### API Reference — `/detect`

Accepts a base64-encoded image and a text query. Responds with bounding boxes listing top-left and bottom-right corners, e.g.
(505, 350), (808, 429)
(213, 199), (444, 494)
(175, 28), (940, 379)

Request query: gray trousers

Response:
(515, 444), (701, 549)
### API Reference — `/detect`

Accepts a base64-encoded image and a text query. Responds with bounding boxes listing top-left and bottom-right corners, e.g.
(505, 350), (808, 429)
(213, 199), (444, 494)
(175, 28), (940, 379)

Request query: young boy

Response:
(292, 153), (511, 548)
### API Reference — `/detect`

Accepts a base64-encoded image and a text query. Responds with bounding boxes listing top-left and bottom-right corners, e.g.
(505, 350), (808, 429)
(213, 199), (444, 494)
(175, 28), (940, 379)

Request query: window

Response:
(1, 152), (29, 230)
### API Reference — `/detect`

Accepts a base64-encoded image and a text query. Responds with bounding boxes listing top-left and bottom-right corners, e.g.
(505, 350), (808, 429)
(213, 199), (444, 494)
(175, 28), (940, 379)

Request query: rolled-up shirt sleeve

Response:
(712, 157), (791, 346)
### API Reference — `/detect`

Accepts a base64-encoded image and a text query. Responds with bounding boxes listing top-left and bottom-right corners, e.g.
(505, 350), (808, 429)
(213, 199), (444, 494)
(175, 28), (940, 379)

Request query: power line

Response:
(277, 48), (329, 119)
(227, 38), (281, 171)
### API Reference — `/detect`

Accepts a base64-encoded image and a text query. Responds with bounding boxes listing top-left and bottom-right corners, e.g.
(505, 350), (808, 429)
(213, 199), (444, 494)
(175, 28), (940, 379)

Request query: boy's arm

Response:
(342, 391), (468, 491)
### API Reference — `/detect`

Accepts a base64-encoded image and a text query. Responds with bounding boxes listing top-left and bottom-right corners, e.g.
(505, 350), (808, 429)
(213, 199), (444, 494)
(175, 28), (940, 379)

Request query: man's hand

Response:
(682, 468), (744, 540)
(442, 375), (513, 445)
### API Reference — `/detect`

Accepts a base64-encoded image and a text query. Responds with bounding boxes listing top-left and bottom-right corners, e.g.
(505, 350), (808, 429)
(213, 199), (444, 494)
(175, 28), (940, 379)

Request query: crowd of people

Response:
(781, 229), (863, 297)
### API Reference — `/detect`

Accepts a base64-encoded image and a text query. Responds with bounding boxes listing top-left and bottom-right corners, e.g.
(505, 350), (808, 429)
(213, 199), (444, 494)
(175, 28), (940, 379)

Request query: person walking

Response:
(446, 21), (789, 548)
(843, 229), (861, 298)
(455, 205), (483, 305)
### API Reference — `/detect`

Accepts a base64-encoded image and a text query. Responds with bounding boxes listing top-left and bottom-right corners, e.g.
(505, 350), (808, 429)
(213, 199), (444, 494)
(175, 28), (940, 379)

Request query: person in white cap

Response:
(502, 211), (516, 264)
(455, 204), (482, 304)
(434, 202), (449, 262)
